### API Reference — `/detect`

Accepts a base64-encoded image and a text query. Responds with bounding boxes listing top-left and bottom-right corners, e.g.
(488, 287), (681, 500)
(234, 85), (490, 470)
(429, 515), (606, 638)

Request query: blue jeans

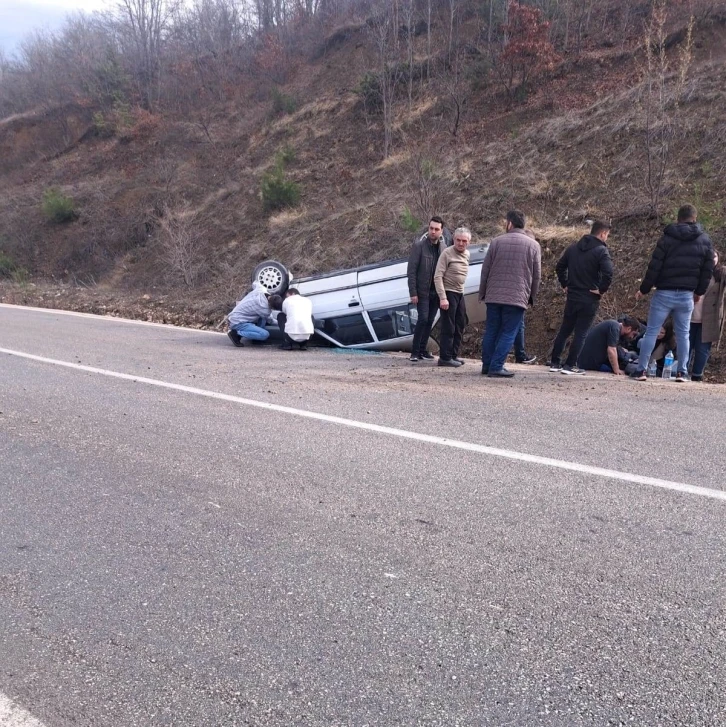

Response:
(513, 318), (526, 360)
(689, 322), (712, 377)
(637, 290), (694, 374)
(482, 303), (526, 372)
(232, 318), (270, 341)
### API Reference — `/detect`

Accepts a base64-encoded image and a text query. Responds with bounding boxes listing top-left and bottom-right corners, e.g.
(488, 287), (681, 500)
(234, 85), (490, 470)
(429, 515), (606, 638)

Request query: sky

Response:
(0, 0), (111, 57)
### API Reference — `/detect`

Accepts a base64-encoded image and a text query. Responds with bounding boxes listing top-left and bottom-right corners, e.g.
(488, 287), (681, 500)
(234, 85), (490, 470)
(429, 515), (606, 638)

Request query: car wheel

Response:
(251, 260), (290, 295)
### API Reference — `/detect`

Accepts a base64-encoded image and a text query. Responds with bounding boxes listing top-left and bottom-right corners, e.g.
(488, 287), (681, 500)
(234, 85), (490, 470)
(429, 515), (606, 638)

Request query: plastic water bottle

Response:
(647, 360), (658, 378)
(662, 350), (674, 379)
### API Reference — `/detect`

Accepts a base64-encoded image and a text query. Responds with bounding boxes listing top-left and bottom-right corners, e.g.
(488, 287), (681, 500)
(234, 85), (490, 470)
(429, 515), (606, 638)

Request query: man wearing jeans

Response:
(407, 216), (450, 362)
(634, 204), (714, 382)
(227, 282), (282, 346)
(549, 220), (614, 375)
(478, 211), (541, 378)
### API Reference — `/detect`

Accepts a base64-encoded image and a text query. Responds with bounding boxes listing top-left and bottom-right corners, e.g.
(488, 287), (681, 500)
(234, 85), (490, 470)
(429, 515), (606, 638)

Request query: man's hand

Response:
(589, 289), (601, 296)
(410, 295), (418, 305)
(613, 370), (624, 376)
(694, 294), (701, 303)
(635, 290), (644, 301)
(439, 299), (450, 311)
(563, 287), (568, 295)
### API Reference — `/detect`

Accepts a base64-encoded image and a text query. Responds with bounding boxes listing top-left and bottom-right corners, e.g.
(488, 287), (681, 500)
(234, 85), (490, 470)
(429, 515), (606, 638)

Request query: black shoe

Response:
(692, 374), (703, 382)
(438, 358), (463, 368)
(278, 344), (293, 350)
(420, 351), (435, 360)
(481, 365), (489, 375)
(452, 357), (465, 365)
(227, 330), (244, 347)
(516, 354), (537, 364)
(409, 354), (420, 362)
(488, 368), (515, 378)
(298, 342), (308, 350)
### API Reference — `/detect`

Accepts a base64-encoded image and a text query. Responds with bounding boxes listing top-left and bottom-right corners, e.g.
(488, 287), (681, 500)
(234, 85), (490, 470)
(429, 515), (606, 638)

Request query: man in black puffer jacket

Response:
(549, 220), (614, 375)
(634, 204), (714, 382)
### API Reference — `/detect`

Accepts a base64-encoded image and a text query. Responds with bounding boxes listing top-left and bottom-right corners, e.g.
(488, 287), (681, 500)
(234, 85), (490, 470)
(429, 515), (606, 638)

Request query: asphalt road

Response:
(1, 305), (725, 727)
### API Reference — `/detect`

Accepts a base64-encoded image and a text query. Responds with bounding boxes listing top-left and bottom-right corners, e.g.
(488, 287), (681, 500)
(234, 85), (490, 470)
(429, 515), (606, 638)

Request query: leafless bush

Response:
(156, 201), (207, 287)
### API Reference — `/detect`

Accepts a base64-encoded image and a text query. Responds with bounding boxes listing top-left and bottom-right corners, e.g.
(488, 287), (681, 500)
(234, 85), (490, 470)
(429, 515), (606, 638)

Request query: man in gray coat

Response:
(478, 210), (542, 378)
(407, 215), (449, 362)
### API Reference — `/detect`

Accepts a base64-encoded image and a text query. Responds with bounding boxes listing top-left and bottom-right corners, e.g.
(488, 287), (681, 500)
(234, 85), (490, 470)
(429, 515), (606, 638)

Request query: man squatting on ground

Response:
(549, 220), (614, 375)
(227, 281), (282, 347)
(407, 216), (449, 362)
(434, 227), (471, 368)
(277, 288), (314, 350)
(478, 210), (542, 378)
(575, 316), (641, 375)
(634, 204), (714, 382)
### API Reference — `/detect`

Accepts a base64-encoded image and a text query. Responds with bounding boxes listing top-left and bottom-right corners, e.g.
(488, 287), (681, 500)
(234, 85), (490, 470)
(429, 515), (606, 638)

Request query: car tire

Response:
(251, 260), (290, 295)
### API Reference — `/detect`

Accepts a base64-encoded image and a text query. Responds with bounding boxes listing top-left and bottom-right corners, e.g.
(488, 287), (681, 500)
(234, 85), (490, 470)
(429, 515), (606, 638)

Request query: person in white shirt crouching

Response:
(278, 288), (314, 350)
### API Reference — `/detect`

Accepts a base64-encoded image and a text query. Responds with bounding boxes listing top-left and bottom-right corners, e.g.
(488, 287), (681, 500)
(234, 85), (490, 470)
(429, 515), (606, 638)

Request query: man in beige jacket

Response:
(478, 210), (541, 378)
(434, 227), (471, 367)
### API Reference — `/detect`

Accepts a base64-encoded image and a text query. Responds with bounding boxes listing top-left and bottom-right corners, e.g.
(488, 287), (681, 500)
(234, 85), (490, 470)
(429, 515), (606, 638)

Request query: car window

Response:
(318, 313), (374, 346)
(368, 305), (416, 341)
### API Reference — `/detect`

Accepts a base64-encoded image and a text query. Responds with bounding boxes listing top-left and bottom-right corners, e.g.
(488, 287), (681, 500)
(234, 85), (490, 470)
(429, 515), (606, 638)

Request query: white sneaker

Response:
(549, 364), (561, 373)
(560, 366), (586, 375)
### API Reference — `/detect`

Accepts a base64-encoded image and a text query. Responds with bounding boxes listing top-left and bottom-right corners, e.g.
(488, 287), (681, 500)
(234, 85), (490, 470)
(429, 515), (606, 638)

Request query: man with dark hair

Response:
(277, 288), (313, 350)
(578, 316), (640, 375)
(549, 220), (614, 375)
(227, 282), (279, 347)
(407, 215), (450, 362)
(633, 204), (714, 382)
(478, 210), (541, 378)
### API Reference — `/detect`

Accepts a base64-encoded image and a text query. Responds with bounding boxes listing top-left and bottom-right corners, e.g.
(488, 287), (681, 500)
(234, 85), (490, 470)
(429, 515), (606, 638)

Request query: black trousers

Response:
(550, 298), (599, 367)
(439, 291), (467, 361)
(277, 312), (307, 347)
(411, 292), (440, 356)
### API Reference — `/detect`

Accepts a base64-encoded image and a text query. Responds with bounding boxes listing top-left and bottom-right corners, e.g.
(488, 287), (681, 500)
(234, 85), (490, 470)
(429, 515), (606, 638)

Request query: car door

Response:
(294, 271), (375, 347)
(357, 259), (419, 349)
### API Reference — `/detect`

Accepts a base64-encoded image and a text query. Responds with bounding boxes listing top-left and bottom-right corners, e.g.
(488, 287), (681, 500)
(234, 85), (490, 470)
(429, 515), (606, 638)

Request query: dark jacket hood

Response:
(663, 222), (705, 242)
(577, 234), (606, 252)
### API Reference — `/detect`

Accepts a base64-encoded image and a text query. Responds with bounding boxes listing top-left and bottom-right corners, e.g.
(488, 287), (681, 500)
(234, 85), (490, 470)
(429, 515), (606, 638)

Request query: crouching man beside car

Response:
(227, 282), (282, 347)
(434, 227), (471, 367)
(278, 288), (314, 350)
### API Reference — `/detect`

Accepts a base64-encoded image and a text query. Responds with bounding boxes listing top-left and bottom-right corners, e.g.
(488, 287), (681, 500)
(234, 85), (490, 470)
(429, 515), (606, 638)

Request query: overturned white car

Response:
(251, 244), (489, 351)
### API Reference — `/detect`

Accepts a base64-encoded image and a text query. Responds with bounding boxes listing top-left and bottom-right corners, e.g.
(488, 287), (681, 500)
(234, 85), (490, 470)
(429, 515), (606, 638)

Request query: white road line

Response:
(0, 693), (46, 727)
(0, 302), (223, 335)
(2, 346), (725, 503)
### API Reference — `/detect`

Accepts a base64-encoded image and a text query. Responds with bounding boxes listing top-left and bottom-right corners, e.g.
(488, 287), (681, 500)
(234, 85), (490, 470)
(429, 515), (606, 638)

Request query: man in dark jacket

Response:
(549, 220), (614, 375)
(407, 215), (449, 362)
(634, 204), (714, 382)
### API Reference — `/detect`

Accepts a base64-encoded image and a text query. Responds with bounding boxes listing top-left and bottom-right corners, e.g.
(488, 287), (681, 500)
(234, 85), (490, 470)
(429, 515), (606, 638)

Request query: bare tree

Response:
(369, 2), (404, 159)
(115, 0), (177, 110)
(640, 0), (694, 214)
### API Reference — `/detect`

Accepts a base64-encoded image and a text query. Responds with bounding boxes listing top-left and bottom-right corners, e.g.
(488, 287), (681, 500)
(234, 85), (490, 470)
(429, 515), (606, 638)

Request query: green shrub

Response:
(270, 87), (297, 116)
(356, 71), (383, 112)
(261, 164), (301, 213)
(42, 188), (77, 223)
(400, 206), (420, 233)
(0, 251), (28, 282)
